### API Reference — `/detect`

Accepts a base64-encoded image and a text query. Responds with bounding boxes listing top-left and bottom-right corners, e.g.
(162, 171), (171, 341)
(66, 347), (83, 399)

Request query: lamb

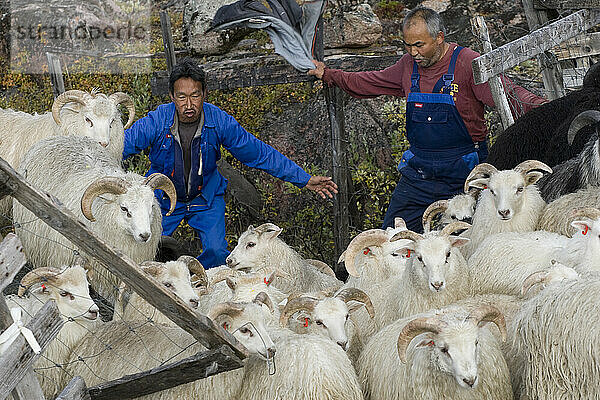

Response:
(225, 223), (342, 294)
(357, 303), (512, 400)
(387, 221), (473, 320)
(536, 110), (600, 202)
(468, 208), (600, 297)
(4, 265), (100, 398)
(0, 89), (135, 216)
(421, 188), (481, 232)
(507, 274), (600, 399)
(486, 61), (600, 170)
(114, 255), (204, 325)
(12, 136), (176, 303)
(65, 294), (277, 400)
(462, 160), (552, 258)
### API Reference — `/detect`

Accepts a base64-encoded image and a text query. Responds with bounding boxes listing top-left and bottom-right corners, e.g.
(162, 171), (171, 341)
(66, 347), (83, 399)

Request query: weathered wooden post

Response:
(160, 10), (177, 75)
(46, 52), (65, 98)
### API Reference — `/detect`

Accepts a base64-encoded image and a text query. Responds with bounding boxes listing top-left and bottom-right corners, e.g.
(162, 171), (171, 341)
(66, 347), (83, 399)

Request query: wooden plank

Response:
(0, 157), (248, 360)
(552, 32), (600, 60)
(8, 372), (46, 400)
(471, 16), (514, 129)
(533, 0), (600, 9)
(471, 9), (600, 85)
(160, 11), (177, 75)
(88, 345), (243, 400)
(55, 376), (90, 400)
(151, 53), (400, 94)
(0, 301), (62, 400)
(563, 67), (586, 88)
(0, 233), (26, 292)
(46, 52), (65, 99)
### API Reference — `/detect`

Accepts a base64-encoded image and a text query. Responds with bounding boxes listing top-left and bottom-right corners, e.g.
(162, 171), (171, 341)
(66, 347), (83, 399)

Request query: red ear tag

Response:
(41, 284), (46, 290)
(264, 277), (270, 286)
(363, 248), (370, 255)
(483, 185), (487, 189)
(407, 249), (411, 258)
(304, 318), (309, 327)
(427, 340), (435, 346)
(223, 323), (228, 330)
(583, 225), (589, 235)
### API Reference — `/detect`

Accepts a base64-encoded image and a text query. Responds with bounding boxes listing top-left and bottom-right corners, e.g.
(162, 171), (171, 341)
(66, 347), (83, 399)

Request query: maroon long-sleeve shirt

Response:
(322, 43), (547, 142)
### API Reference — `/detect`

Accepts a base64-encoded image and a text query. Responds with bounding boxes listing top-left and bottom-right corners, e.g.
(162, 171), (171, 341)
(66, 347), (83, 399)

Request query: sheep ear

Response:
(571, 220), (591, 235)
(467, 178), (489, 190)
(226, 277), (238, 290)
(523, 171), (545, 186)
(255, 223), (283, 240)
(449, 236), (470, 247)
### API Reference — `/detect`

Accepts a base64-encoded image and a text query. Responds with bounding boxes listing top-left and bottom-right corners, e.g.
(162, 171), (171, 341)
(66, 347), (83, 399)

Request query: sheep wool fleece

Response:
(123, 102), (311, 268)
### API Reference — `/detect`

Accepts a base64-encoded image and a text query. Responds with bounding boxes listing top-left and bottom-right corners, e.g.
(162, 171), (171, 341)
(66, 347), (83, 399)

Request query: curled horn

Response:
(467, 304), (507, 342)
(394, 217), (407, 230)
(109, 92), (136, 129)
(81, 177), (130, 222)
(52, 90), (88, 125)
(279, 296), (319, 327)
(397, 317), (445, 363)
(18, 267), (63, 297)
(139, 260), (165, 277)
(253, 291), (274, 313)
(178, 255), (208, 287)
(440, 221), (471, 237)
(143, 173), (177, 216)
(464, 163), (498, 192)
(342, 229), (389, 277)
(513, 160), (553, 176)
(208, 302), (245, 321)
(210, 269), (242, 286)
(389, 229), (423, 243)
(254, 223), (282, 235)
(335, 288), (375, 318)
(521, 270), (549, 296)
(422, 200), (449, 233)
(567, 110), (600, 145)
(570, 207), (600, 224)
(306, 259), (336, 277)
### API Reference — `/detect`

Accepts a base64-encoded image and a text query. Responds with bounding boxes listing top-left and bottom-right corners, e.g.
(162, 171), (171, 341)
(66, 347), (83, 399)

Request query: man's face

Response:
(170, 77), (205, 123)
(402, 18), (445, 68)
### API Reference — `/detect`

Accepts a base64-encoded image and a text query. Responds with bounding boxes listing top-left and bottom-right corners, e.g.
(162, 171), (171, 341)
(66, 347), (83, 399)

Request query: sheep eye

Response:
(417, 256), (423, 262)
(446, 251), (451, 259)
(475, 340), (479, 346)
(345, 314), (349, 321)
(516, 187), (524, 193)
(239, 327), (249, 333)
(490, 190), (495, 196)
(315, 320), (324, 326)
(85, 117), (93, 127)
(441, 346), (449, 354)
(59, 290), (69, 297)
(450, 215), (457, 220)
(164, 282), (172, 289)
(246, 242), (256, 249)
(120, 206), (128, 212)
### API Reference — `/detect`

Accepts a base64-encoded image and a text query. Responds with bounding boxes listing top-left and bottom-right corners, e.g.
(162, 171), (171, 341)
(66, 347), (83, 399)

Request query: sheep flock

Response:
(2, 64), (600, 400)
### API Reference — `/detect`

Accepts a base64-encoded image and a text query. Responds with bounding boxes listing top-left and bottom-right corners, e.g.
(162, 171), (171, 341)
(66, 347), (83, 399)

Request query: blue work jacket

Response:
(123, 102), (311, 210)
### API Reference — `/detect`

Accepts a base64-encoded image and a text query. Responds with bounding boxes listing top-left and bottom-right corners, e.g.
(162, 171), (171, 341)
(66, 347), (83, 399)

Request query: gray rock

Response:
(324, 4), (382, 49)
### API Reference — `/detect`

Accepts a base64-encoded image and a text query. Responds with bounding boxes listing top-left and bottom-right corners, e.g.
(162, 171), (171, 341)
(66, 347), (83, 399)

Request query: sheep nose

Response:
(99, 141), (108, 147)
(337, 340), (347, 350)
(189, 298), (199, 308)
(431, 281), (444, 291)
(139, 232), (150, 242)
(463, 377), (476, 387)
(267, 347), (276, 358)
(226, 257), (234, 267)
(498, 209), (510, 218)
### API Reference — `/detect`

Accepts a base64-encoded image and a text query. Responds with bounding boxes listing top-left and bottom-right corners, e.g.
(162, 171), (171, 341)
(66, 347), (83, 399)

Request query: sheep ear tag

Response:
(571, 221), (590, 236)
(416, 339), (435, 348)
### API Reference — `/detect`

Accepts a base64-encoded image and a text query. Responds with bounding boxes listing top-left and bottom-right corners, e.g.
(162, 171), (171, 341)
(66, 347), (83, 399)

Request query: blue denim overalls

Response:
(382, 46), (487, 232)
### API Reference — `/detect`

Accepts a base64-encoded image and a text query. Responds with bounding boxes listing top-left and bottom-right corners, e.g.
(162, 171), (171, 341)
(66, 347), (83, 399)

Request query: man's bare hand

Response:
(306, 176), (338, 199)
(307, 60), (326, 80)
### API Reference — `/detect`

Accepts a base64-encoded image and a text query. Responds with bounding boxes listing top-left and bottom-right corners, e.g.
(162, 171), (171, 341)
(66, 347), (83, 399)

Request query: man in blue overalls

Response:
(308, 7), (546, 232)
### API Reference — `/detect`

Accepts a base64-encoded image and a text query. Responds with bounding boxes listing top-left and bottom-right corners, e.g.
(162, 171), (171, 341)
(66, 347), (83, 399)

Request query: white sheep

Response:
(66, 293), (276, 400)
(462, 160), (552, 258)
(357, 303), (512, 400)
(4, 265), (100, 399)
(421, 189), (481, 232)
(12, 136), (176, 303)
(387, 221), (473, 321)
(537, 185), (600, 235)
(225, 223), (342, 294)
(0, 89), (135, 216)
(114, 256), (204, 325)
(507, 274), (600, 399)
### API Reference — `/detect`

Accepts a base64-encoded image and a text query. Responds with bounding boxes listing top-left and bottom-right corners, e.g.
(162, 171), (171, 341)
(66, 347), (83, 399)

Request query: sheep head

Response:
(226, 223), (283, 271)
(279, 287), (373, 351)
(208, 294), (276, 360)
(80, 173), (175, 243)
(397, 304), (506, 389)
(51, 89), (135, 150)
(18, 266), (99, 322)
(390, 222), (470, 293)
(468, 160), (551, 221)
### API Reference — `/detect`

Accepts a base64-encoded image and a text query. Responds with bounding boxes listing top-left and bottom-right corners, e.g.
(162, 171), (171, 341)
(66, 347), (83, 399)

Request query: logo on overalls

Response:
(449, 83), (459, 100)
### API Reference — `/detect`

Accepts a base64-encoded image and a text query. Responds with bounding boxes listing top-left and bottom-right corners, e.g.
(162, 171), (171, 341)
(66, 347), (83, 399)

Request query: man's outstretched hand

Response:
(307, 60), (326, 80)
(306, 176), (338, 199)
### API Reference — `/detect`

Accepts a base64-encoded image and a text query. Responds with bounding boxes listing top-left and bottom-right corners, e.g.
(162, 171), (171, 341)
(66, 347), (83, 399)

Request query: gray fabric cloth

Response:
(208, 0), (325, 72)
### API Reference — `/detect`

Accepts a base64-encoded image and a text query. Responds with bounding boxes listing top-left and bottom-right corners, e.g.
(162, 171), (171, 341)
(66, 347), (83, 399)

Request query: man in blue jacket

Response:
(123, 58), (338, 269)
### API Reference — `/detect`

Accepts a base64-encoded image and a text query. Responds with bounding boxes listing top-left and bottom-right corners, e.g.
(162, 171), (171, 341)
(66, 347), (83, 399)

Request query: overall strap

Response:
(432, 45), (464, 94)
(410, 61), (420, 93)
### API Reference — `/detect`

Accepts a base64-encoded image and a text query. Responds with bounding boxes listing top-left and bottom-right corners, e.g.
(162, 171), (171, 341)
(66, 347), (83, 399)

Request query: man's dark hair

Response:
(169, 58), (206, 95)
(403, 7), (446, 38)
